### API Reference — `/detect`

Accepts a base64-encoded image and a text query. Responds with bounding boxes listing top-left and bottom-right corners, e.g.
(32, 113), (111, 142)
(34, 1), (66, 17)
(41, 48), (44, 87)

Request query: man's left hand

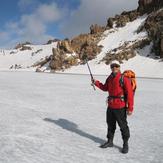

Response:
(127, 110), (133, 116)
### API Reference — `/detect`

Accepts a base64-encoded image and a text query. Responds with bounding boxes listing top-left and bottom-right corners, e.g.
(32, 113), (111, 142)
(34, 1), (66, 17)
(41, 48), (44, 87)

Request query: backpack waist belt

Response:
(108, 95), (125, 101)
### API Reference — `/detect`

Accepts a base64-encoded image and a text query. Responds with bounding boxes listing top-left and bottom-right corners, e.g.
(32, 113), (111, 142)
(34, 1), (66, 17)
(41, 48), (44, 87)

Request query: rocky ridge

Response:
(35, 0), (163, 71)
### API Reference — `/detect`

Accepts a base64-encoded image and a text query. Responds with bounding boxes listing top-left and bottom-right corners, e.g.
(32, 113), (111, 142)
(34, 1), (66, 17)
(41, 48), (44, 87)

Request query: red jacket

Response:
(95, 72), (134, 112)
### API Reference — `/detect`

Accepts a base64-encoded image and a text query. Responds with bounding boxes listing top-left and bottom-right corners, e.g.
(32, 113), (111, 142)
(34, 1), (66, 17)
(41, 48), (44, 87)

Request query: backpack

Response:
(120, 70), (137, 93)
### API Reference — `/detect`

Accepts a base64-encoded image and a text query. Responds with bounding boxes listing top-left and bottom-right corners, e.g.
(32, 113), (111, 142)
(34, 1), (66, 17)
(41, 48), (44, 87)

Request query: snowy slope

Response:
(0, 72), (162, 163)
(0, 16), (163, 78)
(63, 16), (163, 78)
(0, 42), (57, 71)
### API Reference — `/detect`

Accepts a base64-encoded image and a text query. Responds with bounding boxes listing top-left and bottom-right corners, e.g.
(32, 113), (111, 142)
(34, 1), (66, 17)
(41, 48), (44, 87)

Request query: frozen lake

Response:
(0, 72), (162, 163)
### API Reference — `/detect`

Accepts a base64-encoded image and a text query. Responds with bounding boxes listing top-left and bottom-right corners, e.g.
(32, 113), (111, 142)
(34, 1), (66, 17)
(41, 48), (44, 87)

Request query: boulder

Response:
(46, 39), (60, 44)
(71, 34), (95, 53)
(49, 48), (65, 70)
(90, 24), (105, 34)
(71, 33), (101, 57)
(106, 10), (140, 29)
(20, 46), (32, 51)
(57, 40), (73, 54)
(121, 10), (139, 21)
(80, 42), (102, 60)
(116, 15), (130, 27)
(63, 56), (79, 67)
(107, 18), (114, 28)
(15, 42), (31, 49)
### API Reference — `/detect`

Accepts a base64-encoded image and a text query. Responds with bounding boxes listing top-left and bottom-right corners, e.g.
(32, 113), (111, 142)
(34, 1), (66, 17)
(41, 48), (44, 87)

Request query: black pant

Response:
(106, 107), (130, 141)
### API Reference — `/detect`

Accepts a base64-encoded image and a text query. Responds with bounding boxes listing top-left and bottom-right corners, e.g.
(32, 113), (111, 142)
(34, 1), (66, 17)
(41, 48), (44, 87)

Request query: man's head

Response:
(110, 61), (120, 74)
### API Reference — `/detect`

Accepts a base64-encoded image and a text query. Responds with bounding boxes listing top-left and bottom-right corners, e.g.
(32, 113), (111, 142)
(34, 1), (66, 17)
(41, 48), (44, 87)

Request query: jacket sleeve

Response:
(95, 78), (109, 92)
(123, 77), (134, 112)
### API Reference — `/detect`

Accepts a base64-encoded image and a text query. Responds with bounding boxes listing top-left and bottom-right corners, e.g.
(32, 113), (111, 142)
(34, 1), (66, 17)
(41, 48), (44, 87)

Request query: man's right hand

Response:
(127, 110), (133, 116)
(91, 78), (96, 84)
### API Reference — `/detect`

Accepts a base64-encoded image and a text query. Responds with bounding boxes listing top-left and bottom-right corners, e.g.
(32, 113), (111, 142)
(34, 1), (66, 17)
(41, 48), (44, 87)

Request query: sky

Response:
(0, 0), (138, 48)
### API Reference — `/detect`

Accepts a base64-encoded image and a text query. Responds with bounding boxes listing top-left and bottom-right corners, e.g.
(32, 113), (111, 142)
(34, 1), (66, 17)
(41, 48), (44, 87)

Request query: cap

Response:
(110, 60), (120, 68)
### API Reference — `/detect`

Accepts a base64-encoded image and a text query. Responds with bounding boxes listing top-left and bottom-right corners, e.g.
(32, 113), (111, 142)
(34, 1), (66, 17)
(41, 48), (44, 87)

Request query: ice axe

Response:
(82, 55), (96, 91)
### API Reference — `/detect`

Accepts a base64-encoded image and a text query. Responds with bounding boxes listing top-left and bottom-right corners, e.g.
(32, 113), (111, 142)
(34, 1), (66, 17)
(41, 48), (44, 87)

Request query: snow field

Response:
(0, 72), (162, 163)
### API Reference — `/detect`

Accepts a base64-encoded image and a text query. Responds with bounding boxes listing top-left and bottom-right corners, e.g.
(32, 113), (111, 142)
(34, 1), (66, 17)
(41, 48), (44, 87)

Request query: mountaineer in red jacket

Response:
(93, 61), (134, 154)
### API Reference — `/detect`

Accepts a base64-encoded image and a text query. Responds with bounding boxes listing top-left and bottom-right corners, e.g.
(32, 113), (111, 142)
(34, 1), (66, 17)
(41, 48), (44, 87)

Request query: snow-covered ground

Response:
(0, 42), (57, 71)
(0, 71), (162, 163)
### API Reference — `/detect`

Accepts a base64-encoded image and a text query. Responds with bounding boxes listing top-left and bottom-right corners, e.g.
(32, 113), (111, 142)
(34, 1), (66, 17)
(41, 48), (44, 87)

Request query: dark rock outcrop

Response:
(144, 9), (163, 57)
(15, 42), (31, 50)
(90, 24), (105, 34)
(57, 40), (74, 54)
(49, 48), (66, 70)
(49, 33), (103, 71)
(20, 46), (32, 51)
(107, 18), (114, 28)
(106, 10), (140, 28)
(71, 34), (102, 60)
(138, 0), (163, 14)
(49, 47), (79, 70)
(102, 38), (151, 64)
(161, 34), (163, 57)
(121, 10), (140, 21)
(46, 39), (60, 44)
(48, 26), (104, 70)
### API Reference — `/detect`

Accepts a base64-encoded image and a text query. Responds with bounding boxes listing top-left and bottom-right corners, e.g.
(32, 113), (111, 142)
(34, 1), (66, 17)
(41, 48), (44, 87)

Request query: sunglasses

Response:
(110, 64), (120, 69)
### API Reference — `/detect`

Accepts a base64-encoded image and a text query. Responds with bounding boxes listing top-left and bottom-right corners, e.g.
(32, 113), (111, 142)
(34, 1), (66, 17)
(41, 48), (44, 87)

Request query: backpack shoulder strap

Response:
(106, 74), (112, 82)
(119, 74), (124, 88)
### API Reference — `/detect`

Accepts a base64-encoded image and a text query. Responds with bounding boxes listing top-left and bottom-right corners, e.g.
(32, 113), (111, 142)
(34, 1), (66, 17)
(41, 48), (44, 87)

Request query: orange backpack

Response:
(120, 70), (137, 93)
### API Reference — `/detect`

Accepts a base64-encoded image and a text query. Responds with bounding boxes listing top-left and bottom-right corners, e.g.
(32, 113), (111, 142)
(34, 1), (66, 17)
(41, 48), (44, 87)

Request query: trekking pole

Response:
(84, 56), (96, 91)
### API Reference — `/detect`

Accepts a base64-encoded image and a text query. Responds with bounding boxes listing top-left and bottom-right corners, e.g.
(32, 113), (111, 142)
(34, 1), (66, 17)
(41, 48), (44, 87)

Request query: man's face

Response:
(110, 64), (120, 73)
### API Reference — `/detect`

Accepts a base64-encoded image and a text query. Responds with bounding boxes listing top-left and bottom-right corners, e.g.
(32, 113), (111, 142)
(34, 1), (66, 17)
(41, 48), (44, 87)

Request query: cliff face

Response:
(138, 0), (163, 14)
(144, 9), (163, 57)
(137, 0), (163, 57)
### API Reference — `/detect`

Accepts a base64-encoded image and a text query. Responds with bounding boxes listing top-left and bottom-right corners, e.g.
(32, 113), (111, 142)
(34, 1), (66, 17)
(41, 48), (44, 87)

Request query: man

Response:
(93, 61), (134, 154)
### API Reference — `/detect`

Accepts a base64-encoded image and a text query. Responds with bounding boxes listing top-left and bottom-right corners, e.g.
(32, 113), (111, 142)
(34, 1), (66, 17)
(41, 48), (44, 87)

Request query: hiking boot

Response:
(122, 141), (129, 154)
(100, 139), (113, 148)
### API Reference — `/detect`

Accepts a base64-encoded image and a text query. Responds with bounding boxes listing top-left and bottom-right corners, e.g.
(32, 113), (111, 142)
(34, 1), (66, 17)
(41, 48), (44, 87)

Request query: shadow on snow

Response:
(44, 118), (122, 151)
(44, 118), (105, 144)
